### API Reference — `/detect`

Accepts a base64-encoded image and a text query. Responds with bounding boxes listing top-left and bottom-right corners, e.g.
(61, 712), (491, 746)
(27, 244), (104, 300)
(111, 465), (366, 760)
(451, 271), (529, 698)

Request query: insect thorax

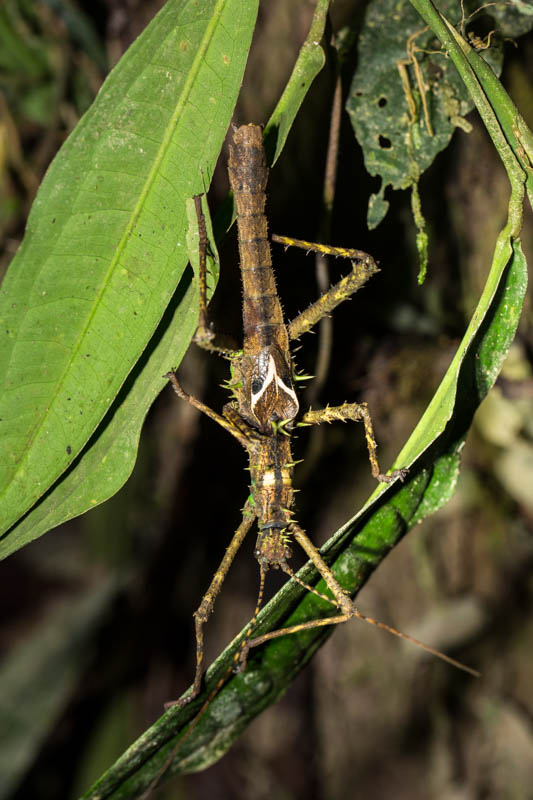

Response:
(235, 345), (299, 433)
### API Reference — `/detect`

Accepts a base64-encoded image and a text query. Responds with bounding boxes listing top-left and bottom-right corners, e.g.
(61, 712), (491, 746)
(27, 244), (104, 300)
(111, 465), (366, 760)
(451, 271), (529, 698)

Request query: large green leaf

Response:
(263, 0), (329, 165)
(0, 0), (259, 554)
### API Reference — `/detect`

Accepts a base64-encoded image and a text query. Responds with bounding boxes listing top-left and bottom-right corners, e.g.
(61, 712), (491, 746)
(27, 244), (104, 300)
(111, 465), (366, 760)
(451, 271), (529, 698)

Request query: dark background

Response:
(1, 1), (533, 798)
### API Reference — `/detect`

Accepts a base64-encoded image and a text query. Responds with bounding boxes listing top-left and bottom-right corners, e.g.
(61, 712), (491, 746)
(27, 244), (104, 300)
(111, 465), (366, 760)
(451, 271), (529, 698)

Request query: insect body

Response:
(228, 125), (299, 432)
(166, 124), (474, 711)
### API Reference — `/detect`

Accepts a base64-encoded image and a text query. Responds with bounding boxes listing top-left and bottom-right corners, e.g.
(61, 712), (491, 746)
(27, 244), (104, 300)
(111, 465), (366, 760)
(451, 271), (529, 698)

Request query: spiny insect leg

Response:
(191, 194), (239, 356)
(141, 566), (269, 800)
(245, 525), (479, 677)
(291, 524), (353, 613)
(236, 522), (353, 670)
(287, 258), (378, 340)
(241, 521), (354, 661)
(165, 371), (250, 449)
(272, 234), (372, 262)
(273, 237), (380, 342)
(192, 194), (211, 343)
(300, 402), (407, 483)
(168, 499), (257, 708)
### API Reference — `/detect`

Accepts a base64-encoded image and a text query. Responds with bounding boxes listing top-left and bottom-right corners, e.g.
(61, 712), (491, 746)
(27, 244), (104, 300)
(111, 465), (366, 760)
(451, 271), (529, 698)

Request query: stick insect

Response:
(166, 124), (478, 712)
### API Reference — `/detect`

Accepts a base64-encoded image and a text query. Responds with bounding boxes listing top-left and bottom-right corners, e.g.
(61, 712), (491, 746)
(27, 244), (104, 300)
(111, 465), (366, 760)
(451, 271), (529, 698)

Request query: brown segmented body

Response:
(228, 124), (299, 433)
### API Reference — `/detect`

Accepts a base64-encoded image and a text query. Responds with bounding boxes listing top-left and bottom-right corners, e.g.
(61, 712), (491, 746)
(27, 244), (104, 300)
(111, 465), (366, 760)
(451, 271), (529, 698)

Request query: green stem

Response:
(446, 21), (533, 208)
(408, 0), (526, 235)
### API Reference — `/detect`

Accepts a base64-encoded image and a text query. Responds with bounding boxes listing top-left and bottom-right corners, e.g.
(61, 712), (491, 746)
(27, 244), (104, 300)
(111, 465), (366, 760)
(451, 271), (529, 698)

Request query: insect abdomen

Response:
(228, 124), (287, 352)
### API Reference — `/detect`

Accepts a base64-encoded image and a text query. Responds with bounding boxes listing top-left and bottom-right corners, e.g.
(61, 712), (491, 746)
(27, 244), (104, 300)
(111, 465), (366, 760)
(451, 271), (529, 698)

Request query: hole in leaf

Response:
(378, 135), (392, 149)
(378, 96), (387, 107)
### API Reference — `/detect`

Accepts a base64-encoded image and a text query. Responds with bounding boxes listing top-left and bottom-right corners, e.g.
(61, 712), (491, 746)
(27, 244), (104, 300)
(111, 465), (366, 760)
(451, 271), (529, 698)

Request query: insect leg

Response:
(244, 524), (479, 678)
(300, 402), (407, 483)
(237, 523), (352, 668)
(291, 524), (353, 612)
(271, 237), (379, 342)
(165, 371), (251, 450)
(191, 194), (238, 356)
(193, 194), (211, 343)
(246, 610), (479, 677)
(288, 257), (380, 340)
(169, 499), (257, 707)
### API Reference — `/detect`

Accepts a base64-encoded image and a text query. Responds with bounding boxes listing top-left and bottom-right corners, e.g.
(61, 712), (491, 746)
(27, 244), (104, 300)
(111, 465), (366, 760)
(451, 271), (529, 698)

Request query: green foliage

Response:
(263, 0), (330, 165)
(0, 0), (106, 123)
(80, 206), (526, 800)
(0, 0), (532, 797)
(0, 0), (258, 555)
(346, 0), (503, 229)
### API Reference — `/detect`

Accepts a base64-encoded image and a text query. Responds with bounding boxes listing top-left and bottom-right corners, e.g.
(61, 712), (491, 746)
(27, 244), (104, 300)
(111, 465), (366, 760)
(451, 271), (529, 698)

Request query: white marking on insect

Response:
(261, 469), (276, 487)
(277, 375), (298, 408)
(250, 354), (298, 412)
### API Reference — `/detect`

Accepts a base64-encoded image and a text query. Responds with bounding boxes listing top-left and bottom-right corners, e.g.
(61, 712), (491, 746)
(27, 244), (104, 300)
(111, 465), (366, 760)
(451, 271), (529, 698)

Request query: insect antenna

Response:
(140, 567), (268, 800)
(245, 563), (481, 679)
